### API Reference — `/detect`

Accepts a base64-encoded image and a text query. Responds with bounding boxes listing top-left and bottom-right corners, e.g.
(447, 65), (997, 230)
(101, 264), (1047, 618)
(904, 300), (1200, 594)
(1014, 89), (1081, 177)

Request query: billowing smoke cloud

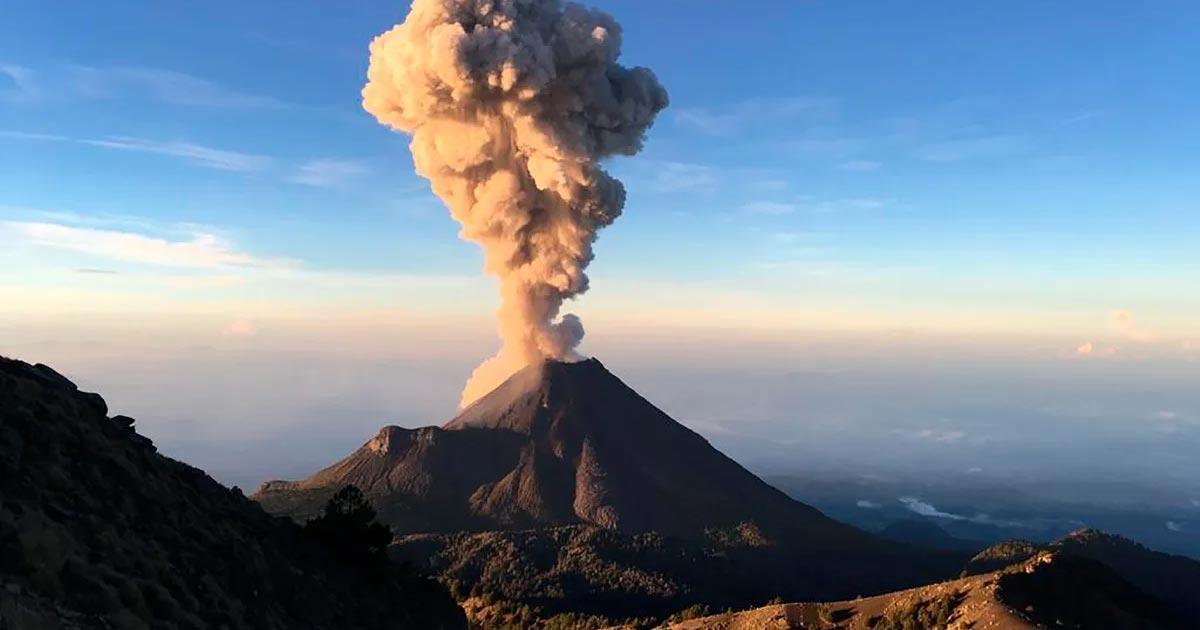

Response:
(363, 0), (668, 406)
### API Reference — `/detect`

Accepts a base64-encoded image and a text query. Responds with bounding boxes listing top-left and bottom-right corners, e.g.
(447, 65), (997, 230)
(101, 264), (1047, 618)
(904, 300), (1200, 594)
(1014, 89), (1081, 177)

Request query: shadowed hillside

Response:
(963, 528), (1200, 624)
(0, 357), (465, 630)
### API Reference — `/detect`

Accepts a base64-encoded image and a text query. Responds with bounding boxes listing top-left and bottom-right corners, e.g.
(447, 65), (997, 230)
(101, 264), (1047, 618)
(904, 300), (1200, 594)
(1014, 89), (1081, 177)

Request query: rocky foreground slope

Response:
(0, 357), (465, 630)
(668, 551), (1183, 630)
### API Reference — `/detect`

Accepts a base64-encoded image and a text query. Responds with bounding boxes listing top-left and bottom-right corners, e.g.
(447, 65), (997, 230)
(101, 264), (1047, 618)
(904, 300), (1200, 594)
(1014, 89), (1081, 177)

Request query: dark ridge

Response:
(997, 553), (1185, 629)
(0, 356), (466, 630)
(964, 528), (1200, 624)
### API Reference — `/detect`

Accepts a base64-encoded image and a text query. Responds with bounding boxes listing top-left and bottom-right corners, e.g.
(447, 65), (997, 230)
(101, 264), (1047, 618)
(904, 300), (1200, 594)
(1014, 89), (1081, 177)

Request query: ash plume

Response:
(363, 0), (668, 406)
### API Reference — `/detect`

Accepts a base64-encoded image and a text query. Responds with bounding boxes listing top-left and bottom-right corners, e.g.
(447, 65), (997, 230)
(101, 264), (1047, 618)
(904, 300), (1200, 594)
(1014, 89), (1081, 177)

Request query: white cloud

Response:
(830, 197), (885, 211)
(0, 130), (67, 142)
(1111, 309), (1156, 342)
(1075, 341), (1119, 358)
(289, 158), (369, 188)
(747, 178), (790, 192)
(1166, 521), (1185, 533)
(650, 161), (717, 193)
(899, 497), (966, 520)
(2, 221), (291, 270)
(2, 130), (273, 172)
(0, 64), (38, 101)
(82, 136), (273, 172)
(741, 200), (796, 215)
(674, 97), (835, 136)
(897, 498), (1038, 529)
(766, 231), (808, 245)
(5, 130), (373, 180)
(164, 274), (248, 289)
(792, 136), (878, 160)
(837, 160), (881, 172)
(856, 499), (881, 509)
(1063, 111), (1100, 126)
(912, 428), (966, 443)
(1149, 411), (1197, 429)
(3, 63), (284, 108)
(913, 134), (1031, 162)
(223, 319), (256, 337)
(741, 196), (886, 216)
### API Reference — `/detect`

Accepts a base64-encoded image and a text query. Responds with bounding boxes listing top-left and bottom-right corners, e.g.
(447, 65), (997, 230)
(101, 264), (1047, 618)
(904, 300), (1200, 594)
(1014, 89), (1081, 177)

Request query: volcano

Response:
(258, 359), (969, 612)
(255, 359), (958, 575)
(258, 359), (859, 543)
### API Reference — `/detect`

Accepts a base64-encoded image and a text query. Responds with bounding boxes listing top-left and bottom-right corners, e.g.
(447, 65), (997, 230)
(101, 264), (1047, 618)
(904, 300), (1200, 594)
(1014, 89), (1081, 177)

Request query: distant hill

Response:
(0, 357), (465, 629)
(669, 551), (1184, 630)
(964, 528), (1200, 624)
(391, 525), (745, 625)
(257, 358), (965, 622)
(877, 518), (987, 553)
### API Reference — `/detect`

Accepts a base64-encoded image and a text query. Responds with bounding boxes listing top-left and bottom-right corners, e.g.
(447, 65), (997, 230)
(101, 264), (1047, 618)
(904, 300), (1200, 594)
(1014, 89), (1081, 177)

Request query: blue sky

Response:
(1, 2), (1198, 502)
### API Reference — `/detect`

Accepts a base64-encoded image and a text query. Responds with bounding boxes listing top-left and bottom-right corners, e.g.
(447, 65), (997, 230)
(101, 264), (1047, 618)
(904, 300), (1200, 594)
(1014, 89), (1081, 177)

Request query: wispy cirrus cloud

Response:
(740, 195), (887, 216)
(83, 136), (274, 172)
(1062, 110), (1101, 126)
(1, 62), (285, 108)
(649, 161), (718, 193)
(837, 160), (882, 172)
(911, 428), (967, 444)
(741, 200), (798, 215)
(899, 497), (968, 520)
(913, 134), (1032, 162)
(288, 158), (370, 188)
(0, 64), (38, 102)
(1, 221), (293, 270)
(0, 130), (272, 172)
(675, 96), (836, 136)
(791, 136), (887, 160)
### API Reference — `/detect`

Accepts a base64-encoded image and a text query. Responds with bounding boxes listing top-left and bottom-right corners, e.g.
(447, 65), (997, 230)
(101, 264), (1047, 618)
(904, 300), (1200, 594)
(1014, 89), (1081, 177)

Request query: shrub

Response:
(303, 485), (393, 569)
(876, 594), (957, 630)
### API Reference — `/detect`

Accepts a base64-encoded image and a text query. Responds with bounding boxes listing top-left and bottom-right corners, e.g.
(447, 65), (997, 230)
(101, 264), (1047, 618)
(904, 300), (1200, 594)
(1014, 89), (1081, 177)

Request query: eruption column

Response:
(362, 0), (668, 406)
